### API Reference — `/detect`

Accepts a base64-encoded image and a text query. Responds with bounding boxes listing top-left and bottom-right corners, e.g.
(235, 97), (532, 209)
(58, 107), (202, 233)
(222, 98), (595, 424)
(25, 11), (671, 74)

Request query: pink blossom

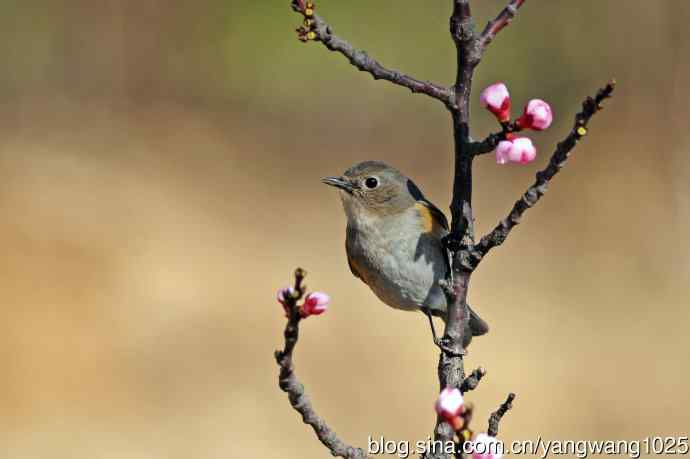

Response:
(495, 140), (513, 165)
(495, 137), (536, 165)
(469, 433), (503, 459)
(435, 387), (464, 429)
(480, 83), (511, 122)
(277, 286), (295, 316)
(517, 99), (553, 131)
(301, 292), (330, 317)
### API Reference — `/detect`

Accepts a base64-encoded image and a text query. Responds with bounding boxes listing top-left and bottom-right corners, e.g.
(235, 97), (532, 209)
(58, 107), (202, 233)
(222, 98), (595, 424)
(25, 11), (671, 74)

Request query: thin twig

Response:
(473, 132), (504, 156)
(471, 80), (616, 267)
(487, 393), (516, 437)
(275, 269), (371, 459)
(478, 0), (527, 51)
(460, 367), (486, 393)
(290, 1), (453, 108)
(472, 121), (523, 156)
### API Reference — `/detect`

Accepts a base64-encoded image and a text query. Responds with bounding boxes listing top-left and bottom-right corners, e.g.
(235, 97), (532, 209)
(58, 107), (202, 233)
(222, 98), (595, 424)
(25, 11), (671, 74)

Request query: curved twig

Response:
(487, 393), (516, 437)
(275, 269), (371, 459)
(479, 0), (527, 51)
(290, 1), (453, 108)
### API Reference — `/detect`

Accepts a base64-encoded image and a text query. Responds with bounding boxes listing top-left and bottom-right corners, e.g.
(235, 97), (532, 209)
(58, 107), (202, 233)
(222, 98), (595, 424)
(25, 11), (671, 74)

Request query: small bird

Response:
(322, 160), (488, 347)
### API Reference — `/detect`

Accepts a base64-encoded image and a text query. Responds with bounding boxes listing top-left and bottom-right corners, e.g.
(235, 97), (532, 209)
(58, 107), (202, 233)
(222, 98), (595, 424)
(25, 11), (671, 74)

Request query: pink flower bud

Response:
(435, 387), (464, 428)
(277, 286), (295, 316)
(469, 433), (503, 459)
(480, 83), (511, 122)
(495, 140), (513, 165)
(516, 99), (553, 131)
(301, 292), (330, 317)
(510, 137), (537, 163)
(495, 137), (536, 165)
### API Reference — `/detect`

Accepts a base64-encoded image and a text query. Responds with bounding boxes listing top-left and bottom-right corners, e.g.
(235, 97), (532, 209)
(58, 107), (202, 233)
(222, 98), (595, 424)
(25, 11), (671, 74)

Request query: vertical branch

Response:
(448, 0), (482, 242)
(445, 0), (479, 348)
(431, 273), (471, 455)
(290, 0), (453, 106)
(431, 3), (483, 455)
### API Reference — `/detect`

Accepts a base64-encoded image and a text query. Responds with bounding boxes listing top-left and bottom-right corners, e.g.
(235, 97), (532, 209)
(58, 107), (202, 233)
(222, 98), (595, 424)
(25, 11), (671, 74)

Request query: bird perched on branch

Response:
(323, 160), (488, 347)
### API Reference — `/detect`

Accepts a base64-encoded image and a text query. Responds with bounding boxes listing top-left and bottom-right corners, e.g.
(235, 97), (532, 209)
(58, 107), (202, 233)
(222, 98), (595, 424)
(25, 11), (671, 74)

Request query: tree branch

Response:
(290, 0), (453, 108)
(472, 121), (523, 156)
(487, 393), (516, 437)
(471, 80), (616, 266)
(448, 0), (481, 242)
(275, 268), (371, 459)
(429, 3), (482, 456)
(478, 0), (527, 51)
(460, 367), (486, 393)
(281, 2), (615, 458)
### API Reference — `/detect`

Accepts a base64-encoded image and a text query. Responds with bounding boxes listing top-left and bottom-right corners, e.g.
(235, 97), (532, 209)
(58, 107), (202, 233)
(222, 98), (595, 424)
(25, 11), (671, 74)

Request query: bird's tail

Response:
(437, 303), (489, 335)
(468, 304), (489, 336)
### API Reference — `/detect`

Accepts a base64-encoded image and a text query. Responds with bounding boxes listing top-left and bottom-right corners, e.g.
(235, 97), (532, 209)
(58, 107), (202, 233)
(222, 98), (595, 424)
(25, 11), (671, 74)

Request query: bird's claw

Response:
(442, 234), (463, 253)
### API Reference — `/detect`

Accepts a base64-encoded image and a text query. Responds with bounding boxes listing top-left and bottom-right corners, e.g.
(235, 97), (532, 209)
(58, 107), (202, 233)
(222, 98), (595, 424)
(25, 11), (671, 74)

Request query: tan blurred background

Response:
(0, 1), (689, 457)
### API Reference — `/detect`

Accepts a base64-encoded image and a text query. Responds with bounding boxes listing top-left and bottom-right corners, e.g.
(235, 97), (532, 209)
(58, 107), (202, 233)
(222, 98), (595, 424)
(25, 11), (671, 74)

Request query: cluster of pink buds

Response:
(480, 82), (553, 165)
(495, 137), (536, 165)
(468, 432), (503, 459)
(277, 287), (330, 318)
(435, 387), (465, 431)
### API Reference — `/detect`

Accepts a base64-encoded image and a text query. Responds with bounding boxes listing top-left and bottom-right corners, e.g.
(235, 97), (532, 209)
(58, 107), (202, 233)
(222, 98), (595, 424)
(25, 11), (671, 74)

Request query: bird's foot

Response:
(423, 308), (466, 357)
(442, 233), (463, 253)
(422, 307), (439, 343)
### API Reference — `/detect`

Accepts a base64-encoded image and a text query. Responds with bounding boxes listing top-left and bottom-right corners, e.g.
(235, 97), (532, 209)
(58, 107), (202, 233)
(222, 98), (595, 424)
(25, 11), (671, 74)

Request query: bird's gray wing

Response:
(345, 227), (366, 284)
(412, 186), (490, 337)
(468, 304), (489, 336)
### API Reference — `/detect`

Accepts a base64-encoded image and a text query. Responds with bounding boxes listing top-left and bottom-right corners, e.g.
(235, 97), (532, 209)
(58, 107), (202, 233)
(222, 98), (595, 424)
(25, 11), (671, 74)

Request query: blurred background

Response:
(0, 0), (688, 457)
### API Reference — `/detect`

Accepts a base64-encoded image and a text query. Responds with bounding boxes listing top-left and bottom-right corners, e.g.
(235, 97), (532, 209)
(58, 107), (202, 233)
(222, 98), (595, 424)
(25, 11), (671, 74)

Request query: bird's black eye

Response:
(364, 177), (379, 189)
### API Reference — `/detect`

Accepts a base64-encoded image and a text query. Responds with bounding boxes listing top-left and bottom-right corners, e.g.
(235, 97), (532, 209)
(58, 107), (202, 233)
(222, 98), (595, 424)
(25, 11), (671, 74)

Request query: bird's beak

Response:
(321, 176), (354, 193)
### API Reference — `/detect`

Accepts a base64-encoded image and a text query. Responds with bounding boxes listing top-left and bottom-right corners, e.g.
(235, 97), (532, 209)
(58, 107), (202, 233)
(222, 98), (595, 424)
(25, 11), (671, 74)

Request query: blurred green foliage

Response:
(0, 0), (686, 152)
(0, 0), (660, 111)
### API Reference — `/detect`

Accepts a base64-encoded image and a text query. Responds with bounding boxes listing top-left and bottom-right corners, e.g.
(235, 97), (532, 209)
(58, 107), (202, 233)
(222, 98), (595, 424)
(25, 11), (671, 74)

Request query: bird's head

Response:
(322, 161), (422, 222)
